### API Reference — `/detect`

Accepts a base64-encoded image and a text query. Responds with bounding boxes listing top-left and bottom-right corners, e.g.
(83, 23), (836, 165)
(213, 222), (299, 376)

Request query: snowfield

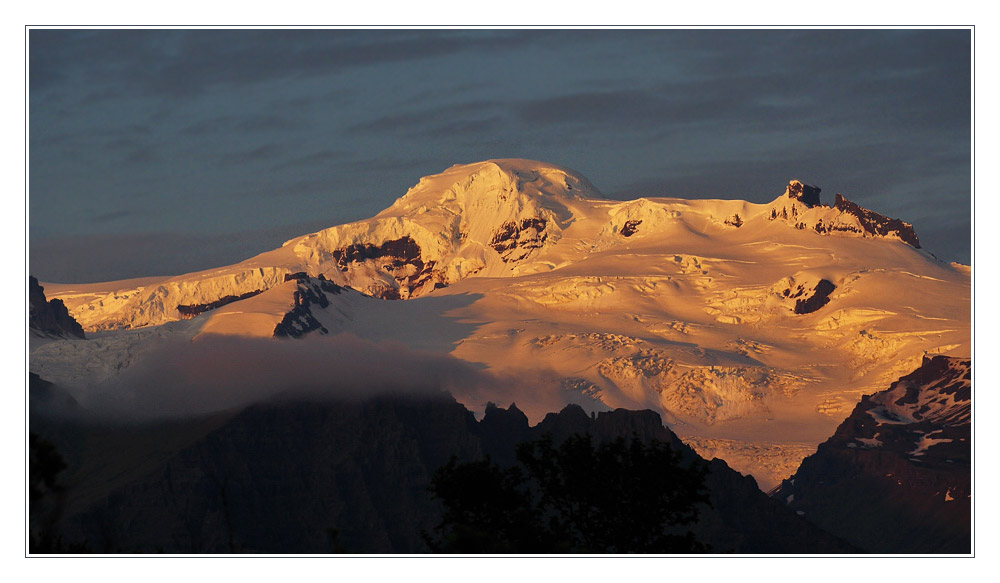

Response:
(33, 159), (970, 488)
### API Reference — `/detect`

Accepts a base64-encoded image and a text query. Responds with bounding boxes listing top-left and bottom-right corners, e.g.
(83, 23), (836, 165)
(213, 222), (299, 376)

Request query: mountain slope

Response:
(33, 159), (970, 488)
(771, 355), (971, 553)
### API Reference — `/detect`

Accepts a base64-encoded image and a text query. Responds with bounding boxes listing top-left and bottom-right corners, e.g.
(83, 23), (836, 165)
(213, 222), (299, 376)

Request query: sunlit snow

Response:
(33, 159), (970, 486)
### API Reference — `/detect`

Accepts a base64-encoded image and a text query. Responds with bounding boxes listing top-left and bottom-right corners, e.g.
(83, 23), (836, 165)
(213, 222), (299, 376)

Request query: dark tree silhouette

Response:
(29, 432), (69, 553)
(425, 434), (710, 553)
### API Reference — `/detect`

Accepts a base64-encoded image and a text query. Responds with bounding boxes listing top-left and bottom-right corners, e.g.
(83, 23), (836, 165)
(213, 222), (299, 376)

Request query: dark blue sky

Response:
(28, 29), (971, 283)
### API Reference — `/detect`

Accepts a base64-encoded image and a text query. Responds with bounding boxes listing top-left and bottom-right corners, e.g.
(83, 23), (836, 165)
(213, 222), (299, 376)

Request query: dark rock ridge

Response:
(786, 180), (822, 208)
(29, 276), (84, 339)
(772, 355), (970, 553)
(771, 183), (921, 249)
(273, 274), (347, 338)
(833, 193), (920, 248)
(330, 236), (438, 300)
(489, 217), (549, 262)
(177, 289), (264, 319)
(620, 219), (642, 237)
(41, 394), (855, 554)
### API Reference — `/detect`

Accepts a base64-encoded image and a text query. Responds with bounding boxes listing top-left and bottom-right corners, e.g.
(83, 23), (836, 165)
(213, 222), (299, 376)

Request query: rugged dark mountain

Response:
(786, 180), (822, 208)
(771, 355), (971, 553)
(769, 181), (921, 249)
(834, 193), (920, 248)
(36, 391), (854, 554)
(29, 276), (84, 338)
(272, 273), (349, 338)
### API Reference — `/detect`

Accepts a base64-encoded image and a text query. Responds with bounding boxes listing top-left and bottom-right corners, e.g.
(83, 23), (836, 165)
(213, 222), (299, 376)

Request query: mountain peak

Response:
(785, 180), (822, 208)
(384, 158), (602, 216)
(765, 181), (922, 249)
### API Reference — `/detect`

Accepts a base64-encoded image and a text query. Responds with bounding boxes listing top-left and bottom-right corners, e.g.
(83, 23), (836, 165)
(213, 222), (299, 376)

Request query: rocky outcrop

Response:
(272, 275), (347, 338)
(177, 289), (264, 319)
(792, 279), (836, 314)
(770, 182), (921, 250)
(778, 278), (837, 315)
(619, 219), (642, 237)
(29, 277), (84, 339)
(833, 194), (920, 248)
(772, 355), (970, 553)
(786, 180), (822, 208)
(330, 236), (438, 299)
(489, 217), (549, 263)
(44, 396), (854, 554)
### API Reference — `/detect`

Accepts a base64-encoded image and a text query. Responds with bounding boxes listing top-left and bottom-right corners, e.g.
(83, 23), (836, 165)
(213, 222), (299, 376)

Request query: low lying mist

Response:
(54, 333), (583, 423)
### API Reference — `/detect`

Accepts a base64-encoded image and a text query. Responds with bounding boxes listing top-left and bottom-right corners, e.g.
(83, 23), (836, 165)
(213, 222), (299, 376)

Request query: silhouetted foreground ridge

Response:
(34, 392), (855, 554)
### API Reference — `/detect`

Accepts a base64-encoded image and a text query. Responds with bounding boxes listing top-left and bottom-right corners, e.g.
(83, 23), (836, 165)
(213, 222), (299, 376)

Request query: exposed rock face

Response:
(768, 184), (923, 250)
(330, 236), (438, 299)
(792, 279), (836, 314)
(273, 275), (347, 338)
(44, 396), (854, 554)
(779, 278), (837, 315)
(489, 217), (549, 262)
(619, 219), (642, 237)
(834, 194), (920, 248)
(177, 289), (264, 319)
(772, 355), (970, 553)
(786, 180), (822, 208)
(724, 214), (743, 228)
(29, 276), (84, 339)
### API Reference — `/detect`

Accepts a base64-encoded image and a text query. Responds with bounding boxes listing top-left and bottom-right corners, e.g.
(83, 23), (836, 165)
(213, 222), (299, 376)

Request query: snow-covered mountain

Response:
(33, 159), (970, 489)
(44, 159), (933, 332)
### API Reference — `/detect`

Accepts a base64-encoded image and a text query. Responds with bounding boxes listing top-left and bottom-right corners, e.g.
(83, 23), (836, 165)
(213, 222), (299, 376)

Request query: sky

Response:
(28, 28), (972, 283)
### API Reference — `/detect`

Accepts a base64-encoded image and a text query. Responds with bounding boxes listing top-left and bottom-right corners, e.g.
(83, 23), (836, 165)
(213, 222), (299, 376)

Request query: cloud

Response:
(64, 333), (575, 424)
(267, 149), (350, 172)
(89, 209), (136, 224)
(30, 221), (340, 283)
(510, 29), (970, 141)
(514, 87), (747, 129)
(178, 114), (303, 136)
(217, 143), (284, 166)
(347, 99), (507, 140)
(30, 29), (535, 101)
